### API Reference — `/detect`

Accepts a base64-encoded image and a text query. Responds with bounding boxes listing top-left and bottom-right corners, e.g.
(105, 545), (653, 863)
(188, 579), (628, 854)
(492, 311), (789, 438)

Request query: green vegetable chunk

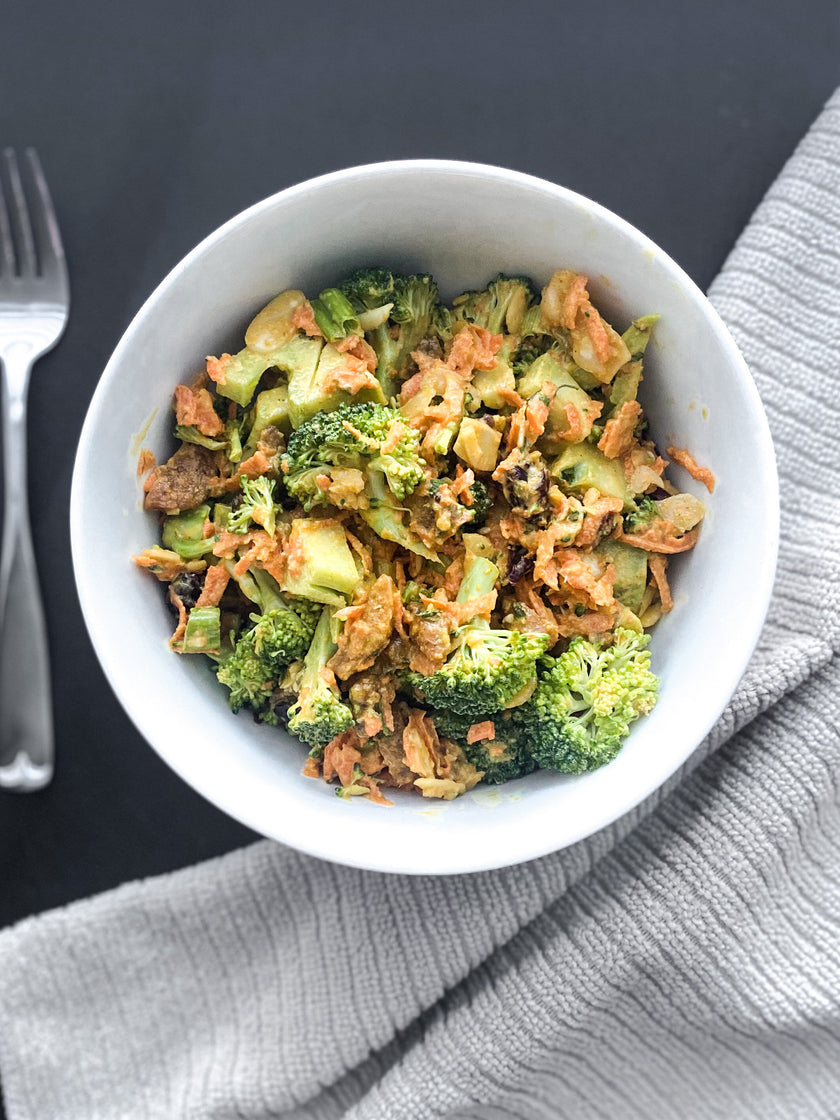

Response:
(280, 519), (361, 605)
(513, 629), (658, 774)
(404, 551), (550, 719)
(282, 401), (425, 510)
(177, 606), (221, 655)
(162, 505), (214, 560)
(216, 573), (319, 721)
(551, 441), (632, 508)
(595, 539), (648, 615)
(287, 607), (354, 746)
(431, 709), (536, 784)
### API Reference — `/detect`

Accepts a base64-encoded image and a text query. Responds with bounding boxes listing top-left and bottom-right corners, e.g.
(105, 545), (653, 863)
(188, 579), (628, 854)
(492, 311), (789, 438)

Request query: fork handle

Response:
(0, 348), (53, 790)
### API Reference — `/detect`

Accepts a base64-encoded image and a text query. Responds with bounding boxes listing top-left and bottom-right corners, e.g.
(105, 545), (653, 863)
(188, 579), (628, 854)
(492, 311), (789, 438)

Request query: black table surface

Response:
(0, 1), (837, 932)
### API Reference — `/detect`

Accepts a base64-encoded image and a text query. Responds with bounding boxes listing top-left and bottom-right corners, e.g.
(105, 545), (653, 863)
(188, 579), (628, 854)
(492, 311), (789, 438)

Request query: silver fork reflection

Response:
(0, 149), (70, 790)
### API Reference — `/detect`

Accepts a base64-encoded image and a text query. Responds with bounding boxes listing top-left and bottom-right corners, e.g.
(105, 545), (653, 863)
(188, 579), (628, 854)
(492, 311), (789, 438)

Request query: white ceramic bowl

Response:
(71, 160), (778, 875)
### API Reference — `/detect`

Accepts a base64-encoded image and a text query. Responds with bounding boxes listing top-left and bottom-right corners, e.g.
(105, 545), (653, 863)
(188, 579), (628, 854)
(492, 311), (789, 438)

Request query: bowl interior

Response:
(71, 161), (778, 874)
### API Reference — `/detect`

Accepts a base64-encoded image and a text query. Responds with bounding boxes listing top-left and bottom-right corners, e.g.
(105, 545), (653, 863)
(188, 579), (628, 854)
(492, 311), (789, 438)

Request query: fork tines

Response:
(0, 148), (67, 292)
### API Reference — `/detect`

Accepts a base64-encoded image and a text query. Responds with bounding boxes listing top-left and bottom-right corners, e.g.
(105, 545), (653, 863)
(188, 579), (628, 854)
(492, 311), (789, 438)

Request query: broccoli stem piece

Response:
(360, 472), (439, 562)
(287, 607), (354, 747)
(161, 504), (215, 560)
(310, 288), (361, 342)
(174, 606), (221, 655)
(215, 569), (320, 718)
(280, 519), (361, 605)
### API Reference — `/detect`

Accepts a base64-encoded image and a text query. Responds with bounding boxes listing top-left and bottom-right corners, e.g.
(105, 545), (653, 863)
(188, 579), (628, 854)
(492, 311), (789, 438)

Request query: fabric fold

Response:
(1, 88), (839, 1120)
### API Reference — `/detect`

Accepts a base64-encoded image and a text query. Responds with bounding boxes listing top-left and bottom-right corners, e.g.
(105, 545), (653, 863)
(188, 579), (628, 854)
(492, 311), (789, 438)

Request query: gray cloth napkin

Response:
(3, 92), (840, 1120)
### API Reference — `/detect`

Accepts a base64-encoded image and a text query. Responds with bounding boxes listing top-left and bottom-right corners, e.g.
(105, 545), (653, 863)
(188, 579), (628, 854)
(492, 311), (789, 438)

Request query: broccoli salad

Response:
(135, 268), (713, 804)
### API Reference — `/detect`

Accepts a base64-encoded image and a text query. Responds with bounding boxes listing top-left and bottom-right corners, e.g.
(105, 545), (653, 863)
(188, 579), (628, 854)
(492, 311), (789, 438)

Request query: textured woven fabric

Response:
(2, 91), (840, 1120)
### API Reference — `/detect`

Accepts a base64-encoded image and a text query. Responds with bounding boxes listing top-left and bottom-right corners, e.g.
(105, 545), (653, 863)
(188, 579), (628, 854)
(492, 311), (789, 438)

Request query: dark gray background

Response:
(0, 0), (837, 936)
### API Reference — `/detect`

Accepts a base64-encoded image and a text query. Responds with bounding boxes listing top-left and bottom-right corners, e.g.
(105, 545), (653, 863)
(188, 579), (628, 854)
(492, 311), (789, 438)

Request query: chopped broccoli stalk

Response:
(175, 606), (221, 655)
(228, 476), (278, 537)
(287, 607), (354, 746)
(451, 274), (537, 335)
(360, 471), (440, 561)
(608, 361), (643, 411)
(514, 629), (658, 774)
(404, 552), (550, 718)
(282, 402), (425, 510)
(310, 288), (361, 342)
(287, 340), (386, 427)
(431, 709), (536, 784)
(517, 350), (600, 445)
(551, 442), (632, 509)
(471, 336), (517, 409)
(621, 314), (659, 360)
(162, 504), (215, 560)
(280, 519), (361, 605)
(216, 590), (319, 717)
(595, 539), (648, 615)
(174, 426), (227, 451)
(244, 386), (291, 455)
(365, 273), (443, 398)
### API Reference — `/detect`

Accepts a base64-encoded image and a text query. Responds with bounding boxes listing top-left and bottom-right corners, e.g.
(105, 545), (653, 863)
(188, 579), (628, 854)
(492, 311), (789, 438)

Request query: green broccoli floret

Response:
(287, 607), (354, 747)
(623, 497), (660, 534)
(216, 568), (320, 718)
(228, 475), (278, 536)
(431, 708), (536, 784)
(337, 267), (397, 312)
(451, 273), (537, 335)
(282, 402), (425, 510)
(514, 629), (659, 774)
(429, 476), (491, 528)
(404, 552), (550, 719)
(365, 273), (444, 398)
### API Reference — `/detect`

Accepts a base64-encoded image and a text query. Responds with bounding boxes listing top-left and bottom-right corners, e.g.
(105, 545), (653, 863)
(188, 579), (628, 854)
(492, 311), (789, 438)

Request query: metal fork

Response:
(0, 149), (69, 791)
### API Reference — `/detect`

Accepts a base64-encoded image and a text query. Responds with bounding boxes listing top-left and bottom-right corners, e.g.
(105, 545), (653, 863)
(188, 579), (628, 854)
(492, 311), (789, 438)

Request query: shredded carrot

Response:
(291, 301), (322, 337)
(467, 721), (495, 744)
(194, 564), (230, 608)
(648, 553), (674, 612)
(584, 305), (611, 364)
(345, 528), (373, 574)
(423, 590), (497, 626)
(666, 445), (716, 493)
(616, 522), (699, 554)
(561, 273), (589, 329)
(302, 756), (321, 779)
(321, 355), (381, 395)
(173, 384), (224, 437)
(336, 334), (377, 372)
(205, 353), (232, 384)
(360, 777), (393, 806)
(598, 400), (642, 459)
(381, 418), (407, 455)
(168, 586), (188, 649)
(451, 465), (475, 499)
(323, 730), (362, 786)
(136, 449), (156, 476)
(524, 382), (556, 443)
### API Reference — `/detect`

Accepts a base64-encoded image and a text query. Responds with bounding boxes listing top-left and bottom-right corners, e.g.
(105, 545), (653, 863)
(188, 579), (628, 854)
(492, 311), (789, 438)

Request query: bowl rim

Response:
(70, 158), (780, 874)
